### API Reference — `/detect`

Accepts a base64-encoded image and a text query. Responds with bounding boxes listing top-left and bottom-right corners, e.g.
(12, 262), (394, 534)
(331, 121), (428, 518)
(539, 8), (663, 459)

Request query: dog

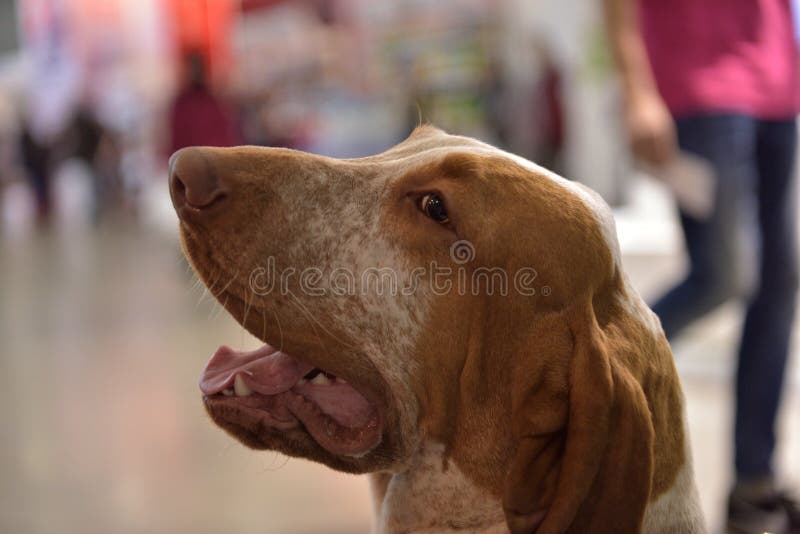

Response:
(170, 126), (706, 533)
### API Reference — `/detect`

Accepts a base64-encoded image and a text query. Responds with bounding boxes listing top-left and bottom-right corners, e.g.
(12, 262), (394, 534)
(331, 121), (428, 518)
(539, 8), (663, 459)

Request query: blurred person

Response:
(529, 39), (565, 174)
(603, 0), (800, 532)
(65, 107), (123, 223)
(482, 52), (514, 151)
(168, 53), (238, 154)
(19, 120), (53, 226)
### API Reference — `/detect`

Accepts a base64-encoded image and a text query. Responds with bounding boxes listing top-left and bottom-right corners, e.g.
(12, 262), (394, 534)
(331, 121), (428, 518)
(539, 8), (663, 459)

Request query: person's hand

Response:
(624, 89), (677, 167)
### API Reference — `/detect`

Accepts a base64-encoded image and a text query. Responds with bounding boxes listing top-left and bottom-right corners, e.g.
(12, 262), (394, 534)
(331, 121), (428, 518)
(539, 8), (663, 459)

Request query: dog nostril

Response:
(172, 173), (187, 198)
(168, 147), (228, 213)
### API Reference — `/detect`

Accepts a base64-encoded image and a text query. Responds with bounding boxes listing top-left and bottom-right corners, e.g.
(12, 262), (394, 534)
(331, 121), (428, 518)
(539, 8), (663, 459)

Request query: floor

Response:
(1, 180), (798, 533)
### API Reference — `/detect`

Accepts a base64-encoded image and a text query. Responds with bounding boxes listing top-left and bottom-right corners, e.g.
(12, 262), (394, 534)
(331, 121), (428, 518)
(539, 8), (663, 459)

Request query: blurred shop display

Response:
(381, 1), (500, 141)
(230, 0), (631, 200)
(168, 0), (237, 86)
(0, 0), (631, 233)
(228, 0), (566, 159)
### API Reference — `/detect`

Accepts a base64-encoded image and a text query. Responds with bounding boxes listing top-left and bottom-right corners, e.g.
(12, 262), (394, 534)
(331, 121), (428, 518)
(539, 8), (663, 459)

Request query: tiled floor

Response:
(0, 225), (374, 534)
(1, 196), (797, 533)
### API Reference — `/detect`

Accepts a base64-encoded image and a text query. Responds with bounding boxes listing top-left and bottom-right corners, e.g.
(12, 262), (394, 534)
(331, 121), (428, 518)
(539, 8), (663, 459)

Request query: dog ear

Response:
(502, 302), (654, 534)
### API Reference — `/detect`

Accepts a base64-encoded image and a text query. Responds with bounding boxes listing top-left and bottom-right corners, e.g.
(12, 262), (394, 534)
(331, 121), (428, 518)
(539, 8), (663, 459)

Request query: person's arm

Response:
(602, 0), (677, 166)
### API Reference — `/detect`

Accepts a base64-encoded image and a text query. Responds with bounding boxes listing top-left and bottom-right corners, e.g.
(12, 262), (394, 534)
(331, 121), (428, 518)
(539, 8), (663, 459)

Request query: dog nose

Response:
(169, 147), (227, 213)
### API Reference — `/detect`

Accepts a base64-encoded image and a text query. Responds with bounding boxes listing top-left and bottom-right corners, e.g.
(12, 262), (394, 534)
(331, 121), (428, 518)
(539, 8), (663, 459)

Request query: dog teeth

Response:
(335, 377), (347, 384)
(310, 373), (331, 386)
(296, 378), (307, 386)
(222, 388), (234, 396)
(234, 374), (254, 397)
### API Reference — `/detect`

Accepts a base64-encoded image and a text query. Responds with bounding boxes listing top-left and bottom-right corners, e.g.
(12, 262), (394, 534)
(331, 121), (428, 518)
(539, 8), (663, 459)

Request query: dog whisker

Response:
(241, 286), (253, 332)
(285, 291), (356, 352)
(259, 452), (291, 473)
(270, 304), (285, 352)
(285, 294), (325, 354)
(189, 275), (202, 293)
(217, 295), (230, 321)
(206, 300), (219, 321)
(212, 271), (240, 300)
(261, 307), (267, 344)
(205, 269), (226, 297)
(208, 294), (229, 321)
(195, 287), (210, 308)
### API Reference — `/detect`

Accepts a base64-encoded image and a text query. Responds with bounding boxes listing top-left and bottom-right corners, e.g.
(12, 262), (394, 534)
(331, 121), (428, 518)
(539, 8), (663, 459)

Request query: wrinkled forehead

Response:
(362, 126), (605, 210)
(359, 126), (566, 193)
(361, 125), (622, 267)
(358, 125), (501, 169)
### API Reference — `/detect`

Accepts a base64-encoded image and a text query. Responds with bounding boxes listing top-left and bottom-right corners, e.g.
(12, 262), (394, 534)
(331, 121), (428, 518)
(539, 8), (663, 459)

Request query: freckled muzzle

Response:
(170, 143), (407, 468)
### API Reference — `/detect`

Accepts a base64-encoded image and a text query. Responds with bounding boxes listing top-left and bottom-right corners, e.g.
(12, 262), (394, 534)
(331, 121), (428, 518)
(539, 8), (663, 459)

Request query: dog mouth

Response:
(200, 344), (382, 457)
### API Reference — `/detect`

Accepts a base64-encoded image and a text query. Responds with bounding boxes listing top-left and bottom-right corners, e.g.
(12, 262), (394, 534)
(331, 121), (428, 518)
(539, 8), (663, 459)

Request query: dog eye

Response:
(419, 193), (449, 223)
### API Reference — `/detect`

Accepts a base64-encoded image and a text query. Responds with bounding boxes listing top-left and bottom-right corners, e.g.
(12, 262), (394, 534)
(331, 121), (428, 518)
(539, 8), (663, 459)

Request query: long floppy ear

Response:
(503, 302), (654, 534)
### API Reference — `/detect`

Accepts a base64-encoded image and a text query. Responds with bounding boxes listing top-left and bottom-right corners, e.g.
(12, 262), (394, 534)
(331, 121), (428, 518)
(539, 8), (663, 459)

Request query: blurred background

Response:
(0, 0), (797, 532)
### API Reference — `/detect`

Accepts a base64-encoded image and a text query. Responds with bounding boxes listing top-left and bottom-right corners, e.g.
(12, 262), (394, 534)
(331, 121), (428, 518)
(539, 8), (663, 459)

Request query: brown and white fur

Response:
(170, 126), (706, 533)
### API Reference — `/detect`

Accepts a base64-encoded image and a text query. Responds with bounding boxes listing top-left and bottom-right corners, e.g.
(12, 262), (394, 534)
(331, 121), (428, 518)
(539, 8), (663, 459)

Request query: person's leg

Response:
(734, 118), (798, 481)
(651, 114), (759, 337)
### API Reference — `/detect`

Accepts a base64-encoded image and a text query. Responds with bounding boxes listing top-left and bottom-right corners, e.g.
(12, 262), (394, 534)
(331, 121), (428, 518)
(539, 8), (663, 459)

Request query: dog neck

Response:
(371, 442), (506, 533)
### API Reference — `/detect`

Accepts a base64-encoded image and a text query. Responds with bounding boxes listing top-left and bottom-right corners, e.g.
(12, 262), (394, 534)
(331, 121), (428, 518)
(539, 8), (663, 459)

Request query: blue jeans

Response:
(651, 114), (798, 480)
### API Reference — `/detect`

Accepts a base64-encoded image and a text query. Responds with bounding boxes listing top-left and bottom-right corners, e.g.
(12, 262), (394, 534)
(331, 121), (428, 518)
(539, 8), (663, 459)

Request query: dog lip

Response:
(204, 395), (300, 429)
(203, 387), (384, 457)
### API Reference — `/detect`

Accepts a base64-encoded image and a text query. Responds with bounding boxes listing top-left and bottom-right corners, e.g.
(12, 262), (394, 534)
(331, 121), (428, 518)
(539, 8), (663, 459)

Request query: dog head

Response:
(172, 126), (680, 532)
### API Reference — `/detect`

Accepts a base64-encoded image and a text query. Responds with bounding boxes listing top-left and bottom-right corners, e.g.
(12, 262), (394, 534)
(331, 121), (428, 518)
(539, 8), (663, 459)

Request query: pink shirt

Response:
(639, 0), (800, 119)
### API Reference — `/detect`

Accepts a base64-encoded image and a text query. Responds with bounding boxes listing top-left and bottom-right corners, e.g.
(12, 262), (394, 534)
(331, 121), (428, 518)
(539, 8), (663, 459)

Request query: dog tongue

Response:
(200, 344), (315, 396)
